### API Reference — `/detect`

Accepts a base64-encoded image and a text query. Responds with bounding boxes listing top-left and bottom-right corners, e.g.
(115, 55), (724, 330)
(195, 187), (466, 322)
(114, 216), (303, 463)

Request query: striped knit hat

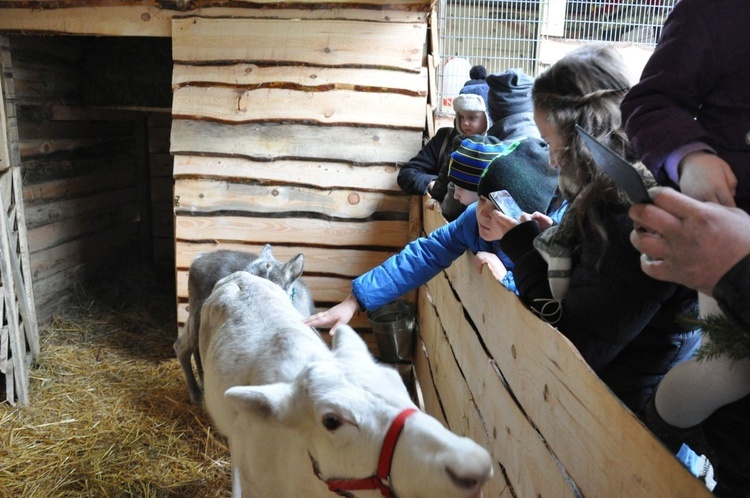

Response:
(448, 135), (506, 192)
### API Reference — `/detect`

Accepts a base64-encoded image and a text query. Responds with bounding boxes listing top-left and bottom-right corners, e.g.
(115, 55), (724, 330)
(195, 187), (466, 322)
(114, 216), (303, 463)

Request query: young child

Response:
(397, 93), (490, 220)
(442, 134), (507, 211)
(303, 137), (558, 330)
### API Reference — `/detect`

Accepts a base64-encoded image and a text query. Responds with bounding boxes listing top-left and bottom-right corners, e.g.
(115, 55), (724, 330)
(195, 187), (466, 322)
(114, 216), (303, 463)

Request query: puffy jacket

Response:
(352, 203), (513, 311)
(621, 0), (750, 210)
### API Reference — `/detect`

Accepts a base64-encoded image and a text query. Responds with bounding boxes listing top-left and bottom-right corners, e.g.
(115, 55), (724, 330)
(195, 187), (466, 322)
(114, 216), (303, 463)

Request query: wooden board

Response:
(172, 18), (426, 72)
(175, 216), (410, 249)
(170, 120), (423, 165)
(420, 275), (579, 497)
(172, 64), (428, 94)
(176, 242), (395, 277)
(172, 86), (426, 129)
(173, 156), (401, 191)
(420, 204), (711, 498)
(175, 180), (409, 219)
(0, 6), (428, 38)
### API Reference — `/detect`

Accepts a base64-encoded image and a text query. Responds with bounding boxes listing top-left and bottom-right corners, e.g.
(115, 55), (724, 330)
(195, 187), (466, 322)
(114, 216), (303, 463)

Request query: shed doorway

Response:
(0, 34), (175, 404)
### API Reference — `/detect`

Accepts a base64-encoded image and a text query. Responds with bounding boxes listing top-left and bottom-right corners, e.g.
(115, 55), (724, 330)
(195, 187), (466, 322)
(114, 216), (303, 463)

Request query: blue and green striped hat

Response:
(448, 135), (506, 192)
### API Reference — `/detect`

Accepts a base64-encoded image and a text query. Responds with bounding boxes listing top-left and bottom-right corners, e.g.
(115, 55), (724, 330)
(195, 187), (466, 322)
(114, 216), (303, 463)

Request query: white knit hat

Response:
(452, 94), (487, 114)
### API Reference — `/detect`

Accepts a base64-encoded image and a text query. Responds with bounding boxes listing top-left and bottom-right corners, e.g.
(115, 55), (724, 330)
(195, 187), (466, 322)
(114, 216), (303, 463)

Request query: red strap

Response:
(317, 407), (419, 497)
(376, 408), (418, 481)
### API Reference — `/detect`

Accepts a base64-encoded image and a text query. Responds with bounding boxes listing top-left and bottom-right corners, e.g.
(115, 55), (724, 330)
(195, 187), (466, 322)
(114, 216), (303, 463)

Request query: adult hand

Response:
(303, 294), (359, 331)
(679, 151), (737, 207)
(629, 187), (750, 295)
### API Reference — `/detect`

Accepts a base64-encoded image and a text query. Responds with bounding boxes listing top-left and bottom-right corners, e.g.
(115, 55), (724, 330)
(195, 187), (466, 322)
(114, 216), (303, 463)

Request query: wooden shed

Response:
(0, 2), (712, 496)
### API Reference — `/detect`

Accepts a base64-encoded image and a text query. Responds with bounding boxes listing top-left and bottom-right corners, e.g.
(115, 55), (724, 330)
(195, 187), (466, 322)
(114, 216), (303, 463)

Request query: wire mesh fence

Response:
(436, 0), (677, 114)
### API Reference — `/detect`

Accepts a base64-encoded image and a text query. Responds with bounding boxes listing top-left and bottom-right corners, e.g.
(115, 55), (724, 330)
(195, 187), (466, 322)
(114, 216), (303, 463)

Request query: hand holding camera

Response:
(489, 190), (524, 220)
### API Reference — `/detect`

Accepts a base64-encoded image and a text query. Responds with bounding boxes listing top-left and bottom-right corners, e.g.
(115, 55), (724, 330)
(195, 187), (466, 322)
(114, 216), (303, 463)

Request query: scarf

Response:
(531, 161), (658, 324)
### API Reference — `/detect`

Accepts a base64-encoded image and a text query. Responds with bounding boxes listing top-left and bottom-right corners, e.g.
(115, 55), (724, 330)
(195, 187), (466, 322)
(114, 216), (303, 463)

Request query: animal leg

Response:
(173, 322), (203, 405)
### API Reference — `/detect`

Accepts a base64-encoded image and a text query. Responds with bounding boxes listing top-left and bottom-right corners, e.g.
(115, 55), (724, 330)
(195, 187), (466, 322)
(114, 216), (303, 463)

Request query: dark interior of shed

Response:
(8, 35), (175, 328)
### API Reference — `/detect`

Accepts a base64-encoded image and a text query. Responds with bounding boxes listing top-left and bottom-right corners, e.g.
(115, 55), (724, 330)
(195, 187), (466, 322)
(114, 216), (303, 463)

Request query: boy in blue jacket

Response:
(304, 137), (558, 329)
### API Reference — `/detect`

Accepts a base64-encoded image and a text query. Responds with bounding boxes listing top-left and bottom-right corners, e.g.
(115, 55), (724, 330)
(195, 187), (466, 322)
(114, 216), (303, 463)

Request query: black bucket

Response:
(367, 300), (415, 362)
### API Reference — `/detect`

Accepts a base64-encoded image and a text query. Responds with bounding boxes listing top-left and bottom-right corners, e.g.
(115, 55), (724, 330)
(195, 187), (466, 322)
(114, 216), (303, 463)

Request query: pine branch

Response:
(678, 312), (750, 362)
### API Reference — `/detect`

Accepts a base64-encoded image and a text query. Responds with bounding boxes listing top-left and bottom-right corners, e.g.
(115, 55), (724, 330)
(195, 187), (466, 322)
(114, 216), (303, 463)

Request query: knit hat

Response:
(469, 65), (488, 81)
(477, 137), (558, 214)
(448, 135), (506, 192)
(486, 69), (535, 123)
(452, 93), (487, 115)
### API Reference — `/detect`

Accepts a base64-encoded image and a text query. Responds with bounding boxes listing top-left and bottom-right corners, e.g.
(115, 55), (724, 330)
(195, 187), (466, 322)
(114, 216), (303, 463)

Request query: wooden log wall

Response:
(170, 15), (429, 335)
(418, 205), (712, 497)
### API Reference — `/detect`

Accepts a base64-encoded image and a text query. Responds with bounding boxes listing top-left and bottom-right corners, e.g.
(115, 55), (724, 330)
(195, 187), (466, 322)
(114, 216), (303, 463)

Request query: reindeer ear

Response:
(282, 254), (304, 283)
(260, 244), (274, 260)
(225, 383), (294, 422)
(332, 325), (372, 360)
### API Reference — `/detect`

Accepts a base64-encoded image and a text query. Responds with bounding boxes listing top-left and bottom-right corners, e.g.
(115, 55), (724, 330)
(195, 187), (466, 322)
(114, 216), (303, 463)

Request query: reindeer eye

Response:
(322, 414), (342, 431)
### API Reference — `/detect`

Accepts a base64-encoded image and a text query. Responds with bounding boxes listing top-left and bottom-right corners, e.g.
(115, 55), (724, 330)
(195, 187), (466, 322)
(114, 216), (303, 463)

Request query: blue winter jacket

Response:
(352, 203), (514, 311)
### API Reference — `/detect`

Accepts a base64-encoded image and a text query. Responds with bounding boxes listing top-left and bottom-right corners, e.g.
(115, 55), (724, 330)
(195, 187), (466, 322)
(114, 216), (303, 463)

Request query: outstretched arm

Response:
(303, 294), (359, 331)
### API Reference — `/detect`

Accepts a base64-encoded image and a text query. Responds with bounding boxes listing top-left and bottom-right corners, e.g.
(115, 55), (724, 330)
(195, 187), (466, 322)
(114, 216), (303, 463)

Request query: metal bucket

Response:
(367, 300), (415, 362)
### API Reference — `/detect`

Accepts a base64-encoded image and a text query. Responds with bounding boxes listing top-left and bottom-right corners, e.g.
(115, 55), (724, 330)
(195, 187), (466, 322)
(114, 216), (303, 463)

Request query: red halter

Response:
(311, 407), (419, 498)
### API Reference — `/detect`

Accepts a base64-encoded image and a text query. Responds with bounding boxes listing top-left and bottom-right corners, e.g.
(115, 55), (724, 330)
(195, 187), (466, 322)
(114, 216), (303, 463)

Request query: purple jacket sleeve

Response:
(621, 0), (750, 195)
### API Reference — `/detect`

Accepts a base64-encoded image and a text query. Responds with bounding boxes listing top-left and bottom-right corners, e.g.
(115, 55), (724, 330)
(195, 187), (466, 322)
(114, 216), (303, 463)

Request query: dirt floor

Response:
(0, 267), (232, 498)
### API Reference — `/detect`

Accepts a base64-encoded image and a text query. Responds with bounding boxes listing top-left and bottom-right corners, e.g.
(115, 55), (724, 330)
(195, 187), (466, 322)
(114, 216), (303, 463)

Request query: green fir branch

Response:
(678, 312), (750, 362)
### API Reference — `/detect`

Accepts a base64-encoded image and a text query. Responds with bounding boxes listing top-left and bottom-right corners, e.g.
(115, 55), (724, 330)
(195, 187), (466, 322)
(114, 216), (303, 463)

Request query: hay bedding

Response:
(0, 270), (232, 498)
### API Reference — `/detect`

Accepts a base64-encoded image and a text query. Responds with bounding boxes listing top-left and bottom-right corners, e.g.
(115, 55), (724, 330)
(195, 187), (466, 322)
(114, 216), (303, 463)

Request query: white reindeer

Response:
(175, 245), (315, 404)
(200, 271), (493, 498)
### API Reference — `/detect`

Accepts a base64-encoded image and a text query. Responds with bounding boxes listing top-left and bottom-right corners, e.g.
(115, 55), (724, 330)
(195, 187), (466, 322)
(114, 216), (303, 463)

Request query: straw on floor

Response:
(0, 273), (232, 498)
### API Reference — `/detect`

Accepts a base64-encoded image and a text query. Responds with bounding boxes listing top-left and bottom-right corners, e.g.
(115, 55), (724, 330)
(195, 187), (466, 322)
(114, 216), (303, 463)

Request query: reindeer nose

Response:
(446, 464), (492, 491)
(445, 445), (493, 493)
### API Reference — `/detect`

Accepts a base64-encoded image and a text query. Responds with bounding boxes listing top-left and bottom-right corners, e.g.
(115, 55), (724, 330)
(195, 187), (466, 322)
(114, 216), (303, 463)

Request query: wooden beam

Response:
(173, 156), (401, 191)
(172, 86), (426, 129)
(172, 64), (428, 95)
(170, 120), (423, 165)
(172, 18), (426, 72)
(175, 215), (410, 248)
(174, 180), (410, 219)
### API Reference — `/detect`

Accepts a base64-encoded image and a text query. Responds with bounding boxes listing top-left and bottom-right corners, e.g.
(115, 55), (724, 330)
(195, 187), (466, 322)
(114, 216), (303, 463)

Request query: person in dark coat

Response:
(495, 44), (701, 419)
(620, 0), (750, 212)
(396, 93), (489, 200)
(485, 68), (540, 143)
(621, 2), (750, 491)
(630, 190), (750, 497)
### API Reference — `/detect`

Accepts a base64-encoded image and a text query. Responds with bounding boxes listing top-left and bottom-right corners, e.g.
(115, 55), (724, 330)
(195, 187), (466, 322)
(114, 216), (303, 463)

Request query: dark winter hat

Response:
(478, 137), (558, 214)
(469, 65), (488, 81)
(448, 135), (506, 192)
(486, 68), (535, 122)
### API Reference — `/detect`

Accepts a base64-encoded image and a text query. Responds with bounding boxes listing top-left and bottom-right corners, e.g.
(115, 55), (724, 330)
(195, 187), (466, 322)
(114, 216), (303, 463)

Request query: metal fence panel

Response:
(436, 0), (676, 114)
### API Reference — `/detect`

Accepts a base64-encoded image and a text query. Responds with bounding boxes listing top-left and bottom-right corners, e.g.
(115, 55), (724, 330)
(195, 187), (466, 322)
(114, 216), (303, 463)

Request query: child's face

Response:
(453, 185), (479, 206)
(456, 111), (486, 136)
(475, 196), (519, 241)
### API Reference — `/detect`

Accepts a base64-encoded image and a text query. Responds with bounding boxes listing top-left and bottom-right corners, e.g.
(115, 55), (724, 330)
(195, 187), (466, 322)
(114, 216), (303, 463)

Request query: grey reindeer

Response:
(174, 244), (315, 404)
